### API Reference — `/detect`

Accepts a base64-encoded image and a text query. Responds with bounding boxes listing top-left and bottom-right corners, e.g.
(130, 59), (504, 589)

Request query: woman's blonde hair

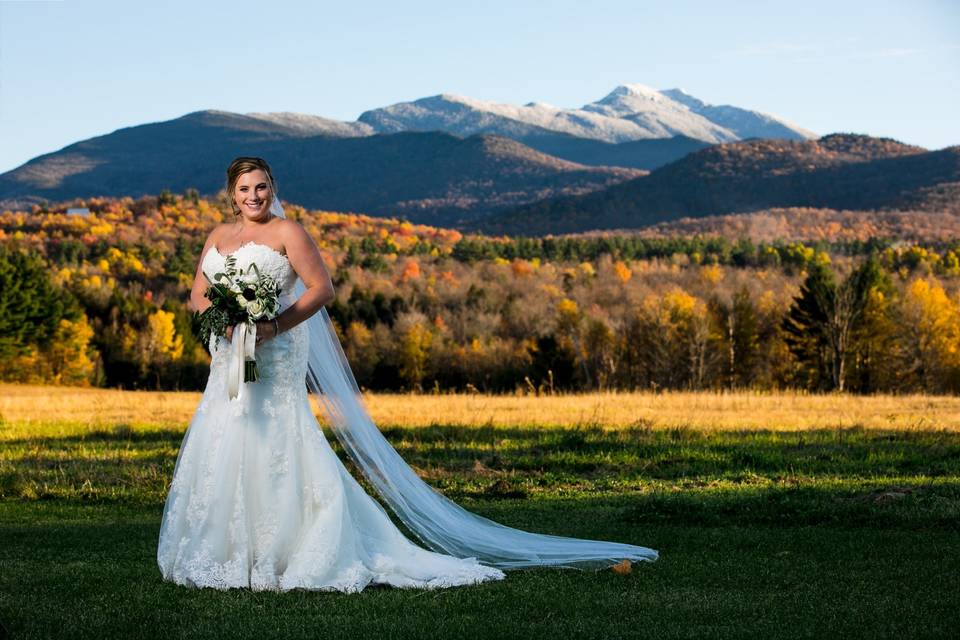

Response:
(225, 156), (277, 216)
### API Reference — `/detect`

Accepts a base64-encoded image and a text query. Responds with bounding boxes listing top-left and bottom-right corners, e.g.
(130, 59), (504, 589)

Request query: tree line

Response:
(2, 193), (960, 393)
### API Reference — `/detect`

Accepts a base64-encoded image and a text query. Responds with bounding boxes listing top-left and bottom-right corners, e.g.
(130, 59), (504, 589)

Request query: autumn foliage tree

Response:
(121, 309), (184, 388)
(893, 277), (960, 392)
(709, 286), (761, 389)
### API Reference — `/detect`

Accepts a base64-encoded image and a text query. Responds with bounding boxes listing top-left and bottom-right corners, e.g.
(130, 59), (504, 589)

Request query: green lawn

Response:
(1, 422), (958, 639)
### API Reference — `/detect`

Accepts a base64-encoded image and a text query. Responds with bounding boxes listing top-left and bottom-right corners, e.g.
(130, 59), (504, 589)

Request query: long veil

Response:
(269, 194), (658, 570)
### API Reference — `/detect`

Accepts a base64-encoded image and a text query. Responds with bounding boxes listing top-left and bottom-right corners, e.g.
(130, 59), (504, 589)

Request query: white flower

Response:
(247, 299), (265, 318)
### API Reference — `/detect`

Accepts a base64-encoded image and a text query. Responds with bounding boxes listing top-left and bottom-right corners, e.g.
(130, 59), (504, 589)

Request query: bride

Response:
(157, 156), (658, 593)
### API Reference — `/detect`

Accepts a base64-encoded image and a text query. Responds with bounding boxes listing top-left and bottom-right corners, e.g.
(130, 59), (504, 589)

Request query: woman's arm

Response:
(270, 220), (335, 335)
(187, 228), (222, 314)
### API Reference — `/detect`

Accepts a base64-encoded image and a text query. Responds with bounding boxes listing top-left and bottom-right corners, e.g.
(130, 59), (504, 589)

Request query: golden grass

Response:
(2, 383), (959, 434)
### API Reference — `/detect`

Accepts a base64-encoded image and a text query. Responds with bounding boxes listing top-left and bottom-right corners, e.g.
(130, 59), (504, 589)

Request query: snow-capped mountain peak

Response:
(356, 84), (816, 144)
(659, 88), (707, 111)
(658, 88), (816, 140)
(580, 84), (737, 141)
(601, 83), (671, 103)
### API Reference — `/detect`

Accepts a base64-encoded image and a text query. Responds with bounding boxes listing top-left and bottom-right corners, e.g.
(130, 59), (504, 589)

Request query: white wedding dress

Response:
(157, 242), (506, 592)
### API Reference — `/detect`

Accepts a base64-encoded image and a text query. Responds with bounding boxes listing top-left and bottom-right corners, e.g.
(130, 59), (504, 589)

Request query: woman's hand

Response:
(254, 319), (278, 346)
(226, 321), (277, 345)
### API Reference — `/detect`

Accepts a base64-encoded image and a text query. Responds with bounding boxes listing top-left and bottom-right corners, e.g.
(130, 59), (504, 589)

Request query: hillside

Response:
(572, 207), (960, 243)
(476, 134), (959, 235)
(517, 133), (712, 169)
(0, 111), (641, 228)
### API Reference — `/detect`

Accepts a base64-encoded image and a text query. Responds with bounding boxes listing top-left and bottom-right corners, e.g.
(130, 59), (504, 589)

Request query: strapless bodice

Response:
(199, 241), (309, 403)
(201, 241), (299, 309)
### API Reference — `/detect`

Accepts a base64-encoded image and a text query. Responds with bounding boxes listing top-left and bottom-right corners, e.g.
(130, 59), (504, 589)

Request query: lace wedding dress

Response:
(157, 242), (506, 592)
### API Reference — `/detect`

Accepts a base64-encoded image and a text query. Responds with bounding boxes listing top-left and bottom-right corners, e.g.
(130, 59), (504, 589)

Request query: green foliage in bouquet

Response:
(197, 257), (246, 344)
(194, 255), (282, 382)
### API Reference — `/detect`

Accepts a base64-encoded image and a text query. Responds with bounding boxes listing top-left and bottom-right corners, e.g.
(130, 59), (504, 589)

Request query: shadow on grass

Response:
(10, 424), (960, 476)
(4, 424), (185, 446)
(3, 424), (959, 530)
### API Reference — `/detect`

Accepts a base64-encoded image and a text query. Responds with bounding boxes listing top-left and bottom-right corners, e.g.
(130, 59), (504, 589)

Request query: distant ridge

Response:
(474, 134), (960, 235)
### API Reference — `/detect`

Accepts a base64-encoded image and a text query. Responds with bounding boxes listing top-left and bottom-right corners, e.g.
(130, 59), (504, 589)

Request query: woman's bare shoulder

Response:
(275, 217), (302, 231)
(275, 217), (310, 242)
(204, 222), (234, 247)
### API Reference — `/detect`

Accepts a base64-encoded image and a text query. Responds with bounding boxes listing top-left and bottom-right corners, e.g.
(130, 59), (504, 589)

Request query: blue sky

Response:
(1, 0), (957, 173)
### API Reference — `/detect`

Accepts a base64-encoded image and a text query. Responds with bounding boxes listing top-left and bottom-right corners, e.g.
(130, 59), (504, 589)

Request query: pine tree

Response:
(783, 258), (885, 391)
(0, 247), (80, 364)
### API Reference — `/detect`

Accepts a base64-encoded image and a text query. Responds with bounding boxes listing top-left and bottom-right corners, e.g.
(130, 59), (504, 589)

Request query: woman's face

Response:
(233, 169), (273, 221)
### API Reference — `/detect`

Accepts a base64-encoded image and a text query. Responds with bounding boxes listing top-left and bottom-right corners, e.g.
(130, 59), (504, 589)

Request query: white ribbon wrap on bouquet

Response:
(227, 321), (257, 400)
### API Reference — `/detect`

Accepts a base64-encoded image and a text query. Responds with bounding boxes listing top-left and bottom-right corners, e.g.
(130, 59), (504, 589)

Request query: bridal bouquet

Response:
(197, 255), (281, 393)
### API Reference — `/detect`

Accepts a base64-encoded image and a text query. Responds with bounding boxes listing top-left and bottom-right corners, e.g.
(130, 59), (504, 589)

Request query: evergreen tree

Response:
(783, 258), (886, 391)
(0, 247), (80, 361)
(783, 262), (838, 390)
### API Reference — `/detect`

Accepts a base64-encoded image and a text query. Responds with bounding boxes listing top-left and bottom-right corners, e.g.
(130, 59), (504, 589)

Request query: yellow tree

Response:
(42, 316), (97, 385)
(344, 321), (380, 384)
(147, 310), (184, 362)
(554, 297), (591, 386)
(621, 287), (715, 390)
(398, 321), (432, 391)
(583, 314), (617, 390)
(613, 260), (632, 283)
(848, 273), (898, 392)
(662, 288), (714, 389)
(123, 309), (184, 387)
(895, 277), (960, 392)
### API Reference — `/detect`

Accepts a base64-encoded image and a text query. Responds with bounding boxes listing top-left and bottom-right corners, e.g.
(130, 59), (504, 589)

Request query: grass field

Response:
(1, 384), (958, 639)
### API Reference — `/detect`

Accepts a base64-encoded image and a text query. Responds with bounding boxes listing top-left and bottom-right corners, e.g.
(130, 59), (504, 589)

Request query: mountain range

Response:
(0, 85), (813, 218)
(355, 83), (814, 146)
(4, 85), (954, 236)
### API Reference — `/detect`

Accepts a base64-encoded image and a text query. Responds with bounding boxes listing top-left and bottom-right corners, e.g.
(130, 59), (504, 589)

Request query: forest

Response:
(3, 190), (960, 394)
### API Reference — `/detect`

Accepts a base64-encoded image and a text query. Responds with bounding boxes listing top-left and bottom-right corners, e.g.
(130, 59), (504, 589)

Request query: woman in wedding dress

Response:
(157, 157), (657, 593)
